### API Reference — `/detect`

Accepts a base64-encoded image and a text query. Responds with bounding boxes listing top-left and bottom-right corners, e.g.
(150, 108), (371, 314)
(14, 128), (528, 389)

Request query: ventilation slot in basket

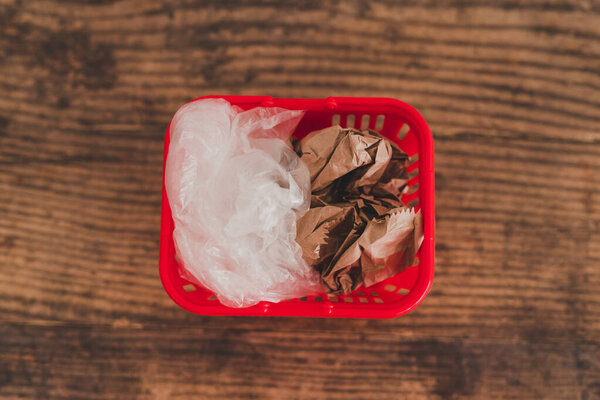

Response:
(346, 114), (355, 128)
(397, 123), (410, 140)
(375, 115), (385, 131)
(332, 114), (340, 126)
(360, 115), (370, 129)
(182, 284), (196, 292)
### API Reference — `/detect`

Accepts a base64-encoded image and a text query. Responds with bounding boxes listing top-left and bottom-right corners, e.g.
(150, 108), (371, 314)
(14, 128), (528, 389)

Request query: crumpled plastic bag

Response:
(294, 125), (424, 294)
(165, 99), (321, 307)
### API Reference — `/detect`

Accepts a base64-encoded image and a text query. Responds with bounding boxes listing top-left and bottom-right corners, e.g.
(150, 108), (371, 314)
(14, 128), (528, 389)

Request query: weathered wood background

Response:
(1, 0), (599, 399)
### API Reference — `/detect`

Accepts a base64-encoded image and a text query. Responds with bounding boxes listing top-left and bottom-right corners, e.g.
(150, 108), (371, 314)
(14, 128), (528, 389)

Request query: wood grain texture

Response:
(1, 0), (599, 399)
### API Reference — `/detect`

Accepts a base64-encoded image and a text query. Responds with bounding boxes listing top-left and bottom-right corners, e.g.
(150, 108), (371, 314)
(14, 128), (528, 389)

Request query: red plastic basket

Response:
(159, 96), (434, 318)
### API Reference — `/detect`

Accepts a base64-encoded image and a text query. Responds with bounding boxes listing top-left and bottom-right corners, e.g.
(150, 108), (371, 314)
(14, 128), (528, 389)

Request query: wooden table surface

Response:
(1, 1), (599, 399)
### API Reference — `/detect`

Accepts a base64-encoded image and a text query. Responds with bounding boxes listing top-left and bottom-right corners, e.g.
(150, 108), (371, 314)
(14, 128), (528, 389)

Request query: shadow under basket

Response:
(159, 96), (435, 318)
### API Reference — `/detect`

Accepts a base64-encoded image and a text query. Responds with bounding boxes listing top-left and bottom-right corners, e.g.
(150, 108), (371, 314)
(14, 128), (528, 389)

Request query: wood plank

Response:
(1, 323), (599, 400)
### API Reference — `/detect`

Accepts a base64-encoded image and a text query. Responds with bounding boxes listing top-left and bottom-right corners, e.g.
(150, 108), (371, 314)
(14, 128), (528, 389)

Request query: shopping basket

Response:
(159, 96), (434, 318)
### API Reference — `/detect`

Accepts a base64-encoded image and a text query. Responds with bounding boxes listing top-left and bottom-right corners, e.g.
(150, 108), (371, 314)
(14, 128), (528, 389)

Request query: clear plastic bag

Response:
(165, 99), (321, 307)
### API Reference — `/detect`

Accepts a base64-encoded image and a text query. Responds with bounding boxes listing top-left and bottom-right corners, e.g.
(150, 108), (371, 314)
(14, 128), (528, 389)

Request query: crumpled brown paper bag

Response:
(294, 126), (423, 294)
